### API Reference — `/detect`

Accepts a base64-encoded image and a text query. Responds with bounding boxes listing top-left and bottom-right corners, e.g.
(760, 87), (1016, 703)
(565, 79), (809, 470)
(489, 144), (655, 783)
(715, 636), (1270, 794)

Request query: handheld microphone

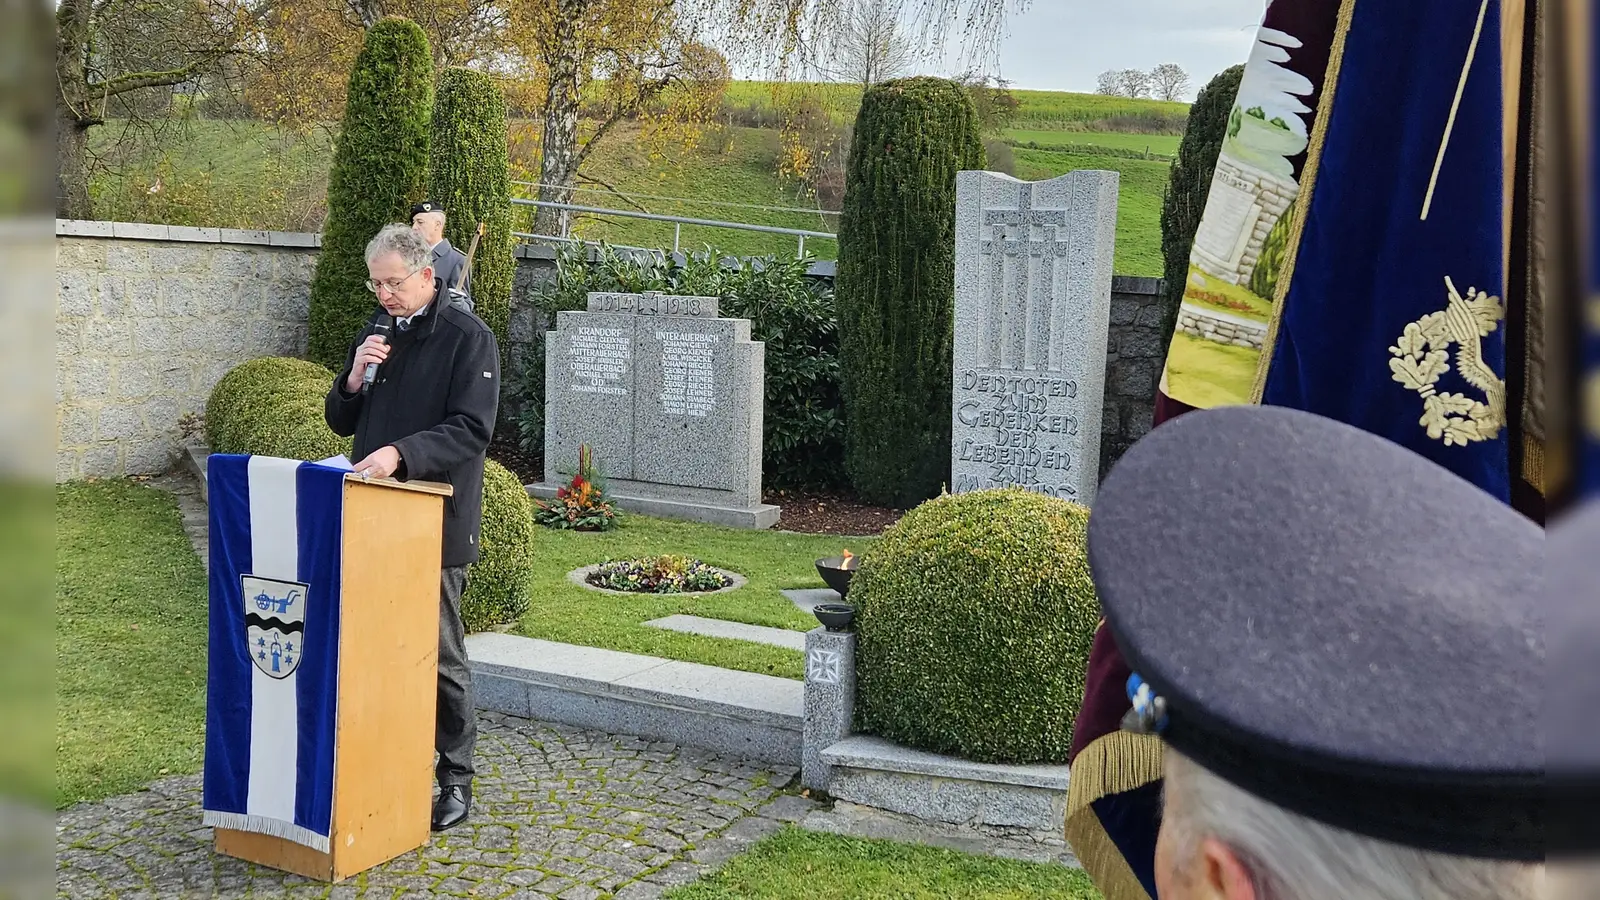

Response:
(361, 314), (395, 395)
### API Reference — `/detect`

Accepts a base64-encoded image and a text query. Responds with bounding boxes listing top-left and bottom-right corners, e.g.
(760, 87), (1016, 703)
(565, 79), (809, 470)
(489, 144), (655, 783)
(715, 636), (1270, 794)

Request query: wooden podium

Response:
(210, 471), (452, 882)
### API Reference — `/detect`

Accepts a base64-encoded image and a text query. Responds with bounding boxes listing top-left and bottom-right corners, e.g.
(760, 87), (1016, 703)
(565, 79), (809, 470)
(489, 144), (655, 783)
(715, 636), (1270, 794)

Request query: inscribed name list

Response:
(657, 330), (718, 418)
(568, 326), (631, 396)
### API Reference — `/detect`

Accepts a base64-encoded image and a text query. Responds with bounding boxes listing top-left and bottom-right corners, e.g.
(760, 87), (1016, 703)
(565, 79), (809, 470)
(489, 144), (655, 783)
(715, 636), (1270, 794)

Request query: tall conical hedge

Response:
(1157, 64), (1244, 355)
(428, 67), (513, 360)
(835, 77), (985, 507)
(307, 17), (434, 370)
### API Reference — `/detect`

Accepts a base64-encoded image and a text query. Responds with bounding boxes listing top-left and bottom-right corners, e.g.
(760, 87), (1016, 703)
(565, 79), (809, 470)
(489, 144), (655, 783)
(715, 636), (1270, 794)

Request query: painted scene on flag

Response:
(1158, 2), (1339, 410)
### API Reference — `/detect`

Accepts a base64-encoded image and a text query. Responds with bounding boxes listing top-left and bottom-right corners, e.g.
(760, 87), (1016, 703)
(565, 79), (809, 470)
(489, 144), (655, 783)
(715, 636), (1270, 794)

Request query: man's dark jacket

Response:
(325, 284), (499, 568)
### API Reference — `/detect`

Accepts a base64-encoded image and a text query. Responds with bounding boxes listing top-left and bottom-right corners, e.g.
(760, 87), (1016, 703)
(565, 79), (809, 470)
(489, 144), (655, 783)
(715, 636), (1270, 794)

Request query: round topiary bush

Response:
(203, 356), (536, 634)
(851, 488), (1101, 764)
(206, 357), (349, 459)
(460, 460), (535, 633)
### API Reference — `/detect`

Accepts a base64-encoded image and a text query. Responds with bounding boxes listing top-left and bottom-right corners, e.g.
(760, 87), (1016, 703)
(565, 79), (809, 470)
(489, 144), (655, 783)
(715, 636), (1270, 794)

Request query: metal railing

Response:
(509, 197), (836, 258)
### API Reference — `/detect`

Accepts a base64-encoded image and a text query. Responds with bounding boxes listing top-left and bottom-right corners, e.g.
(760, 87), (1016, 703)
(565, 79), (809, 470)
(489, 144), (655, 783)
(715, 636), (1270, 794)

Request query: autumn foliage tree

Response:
(54, 0), (281, 218)
(307, 17), (435, 370)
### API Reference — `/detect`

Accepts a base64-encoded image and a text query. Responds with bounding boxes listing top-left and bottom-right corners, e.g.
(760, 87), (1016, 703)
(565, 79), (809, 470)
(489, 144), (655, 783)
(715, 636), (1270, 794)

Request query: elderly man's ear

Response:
(1196, 839), (1257, 900)
(1158, 832), (1257, 900)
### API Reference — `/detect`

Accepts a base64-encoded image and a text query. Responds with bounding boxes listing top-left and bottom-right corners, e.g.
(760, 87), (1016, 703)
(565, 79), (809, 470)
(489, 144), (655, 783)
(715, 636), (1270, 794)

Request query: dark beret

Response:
(411, 200), (443, 216)
(1088, 405), (1542, 861)
(1549, 500), (1600, 856)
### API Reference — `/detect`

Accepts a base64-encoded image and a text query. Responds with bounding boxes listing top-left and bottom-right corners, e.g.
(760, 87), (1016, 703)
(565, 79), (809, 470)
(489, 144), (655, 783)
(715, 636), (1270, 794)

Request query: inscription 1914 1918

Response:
(588, 291), (719, 318)
(953, 370), (1080, 497)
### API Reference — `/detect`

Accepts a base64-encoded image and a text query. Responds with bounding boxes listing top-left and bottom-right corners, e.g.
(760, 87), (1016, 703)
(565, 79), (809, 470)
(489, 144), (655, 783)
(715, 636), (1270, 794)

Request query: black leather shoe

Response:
(431, 784), (471, 831)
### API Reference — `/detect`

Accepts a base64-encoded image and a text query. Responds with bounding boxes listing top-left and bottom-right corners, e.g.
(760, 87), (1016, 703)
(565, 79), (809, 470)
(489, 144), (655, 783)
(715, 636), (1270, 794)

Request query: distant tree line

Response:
(1096, 63), (1189, 102)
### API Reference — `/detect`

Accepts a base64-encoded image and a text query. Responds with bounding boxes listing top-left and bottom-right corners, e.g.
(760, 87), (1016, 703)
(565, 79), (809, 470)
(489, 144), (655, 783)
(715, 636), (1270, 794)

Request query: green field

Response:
(1013, 147), (1170, 277)
(1005, 129), (1180, 157)
(526, 123), (841, 260)
(666, 826), (1102, 900)
(85, 81), (1180, 274)
(720, 81), (1188, 133)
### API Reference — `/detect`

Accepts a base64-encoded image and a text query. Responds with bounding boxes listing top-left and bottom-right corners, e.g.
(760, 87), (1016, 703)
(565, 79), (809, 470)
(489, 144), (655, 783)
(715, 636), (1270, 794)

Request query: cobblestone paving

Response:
(56, 713), (820, 899)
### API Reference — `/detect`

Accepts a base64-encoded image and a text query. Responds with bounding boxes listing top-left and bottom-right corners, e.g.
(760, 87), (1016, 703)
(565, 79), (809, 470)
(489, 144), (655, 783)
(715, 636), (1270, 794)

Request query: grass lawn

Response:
(1161, 331), (1262, 409)
(1013, 148), (1169, 277)
(518, 515), (875, 680)
(1006, 129), (1180, 158)
(549, 123), (840, 260)
(57, 479), (210, 809)
(664, 826), (1103, 900)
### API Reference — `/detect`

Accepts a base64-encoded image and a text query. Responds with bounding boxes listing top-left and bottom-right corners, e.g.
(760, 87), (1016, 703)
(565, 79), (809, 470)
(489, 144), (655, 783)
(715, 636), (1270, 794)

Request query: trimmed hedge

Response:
(851, 488), (1101, 764)
(836, 77), (985, 508)
(308, 17), (435, 370)
(205, 357), (352, 461)
(428, 67), (514, 362)
(203, 356), (533, 634)
(461, 461), (535, 631)
(1158, 64), (1244, 355)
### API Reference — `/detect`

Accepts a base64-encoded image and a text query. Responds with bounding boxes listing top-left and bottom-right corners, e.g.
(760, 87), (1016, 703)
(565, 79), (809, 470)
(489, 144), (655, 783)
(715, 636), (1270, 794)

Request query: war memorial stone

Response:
(950, 170), (1119, 506)
(531, 291), (780, 529)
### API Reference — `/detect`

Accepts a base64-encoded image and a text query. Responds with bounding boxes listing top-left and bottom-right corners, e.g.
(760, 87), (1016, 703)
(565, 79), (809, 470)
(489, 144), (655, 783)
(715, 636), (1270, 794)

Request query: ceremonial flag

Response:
(1585, 0), (1600, 499)
(201, 455), (346, 852)
(1067, 2), (1529, 897)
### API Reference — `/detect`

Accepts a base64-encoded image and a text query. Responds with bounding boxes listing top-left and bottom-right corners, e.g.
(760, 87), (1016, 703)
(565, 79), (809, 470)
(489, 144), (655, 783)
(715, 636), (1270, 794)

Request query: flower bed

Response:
(583, 555), (736, 595)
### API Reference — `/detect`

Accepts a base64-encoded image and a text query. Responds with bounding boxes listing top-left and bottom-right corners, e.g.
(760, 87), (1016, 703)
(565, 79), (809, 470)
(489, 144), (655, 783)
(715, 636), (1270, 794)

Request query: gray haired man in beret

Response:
(1087, 405), (1544, 900)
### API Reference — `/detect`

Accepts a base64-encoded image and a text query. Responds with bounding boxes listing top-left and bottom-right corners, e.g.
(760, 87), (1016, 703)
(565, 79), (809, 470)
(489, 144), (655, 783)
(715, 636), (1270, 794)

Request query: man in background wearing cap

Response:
(1087, 404), (1543, 900)
(412, 201), (471, 299)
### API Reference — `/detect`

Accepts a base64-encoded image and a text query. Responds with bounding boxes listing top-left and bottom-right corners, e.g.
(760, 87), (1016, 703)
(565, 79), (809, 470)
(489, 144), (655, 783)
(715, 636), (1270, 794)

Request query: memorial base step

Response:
(819, 735), (1070, 833)
(527, 482), (781, 530)
(466, 633), (803, 767)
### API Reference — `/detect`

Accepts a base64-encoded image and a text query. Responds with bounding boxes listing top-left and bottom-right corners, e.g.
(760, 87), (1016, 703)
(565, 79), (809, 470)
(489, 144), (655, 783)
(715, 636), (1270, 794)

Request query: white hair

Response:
(1160, 750), (1541, 900)
(365, 223), (433, 273)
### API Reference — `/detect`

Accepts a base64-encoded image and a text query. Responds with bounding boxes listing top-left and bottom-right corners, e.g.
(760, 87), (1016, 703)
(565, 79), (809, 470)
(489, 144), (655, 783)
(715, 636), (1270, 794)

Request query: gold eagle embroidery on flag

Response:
(1387, 276), (1505, 446)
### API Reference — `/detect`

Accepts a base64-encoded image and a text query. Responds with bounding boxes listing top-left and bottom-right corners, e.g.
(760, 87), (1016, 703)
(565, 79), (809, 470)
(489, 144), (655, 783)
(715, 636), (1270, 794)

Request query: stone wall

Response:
(55, 222), (1165, 487)
(55, 221), (317, 481)
(1100, 276), (1165, 480)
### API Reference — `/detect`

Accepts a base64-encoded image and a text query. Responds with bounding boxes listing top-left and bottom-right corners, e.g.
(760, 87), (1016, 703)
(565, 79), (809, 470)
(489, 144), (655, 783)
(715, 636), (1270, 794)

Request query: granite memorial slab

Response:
(951, 169), (1119, 505)
(533, 291), (779, 529)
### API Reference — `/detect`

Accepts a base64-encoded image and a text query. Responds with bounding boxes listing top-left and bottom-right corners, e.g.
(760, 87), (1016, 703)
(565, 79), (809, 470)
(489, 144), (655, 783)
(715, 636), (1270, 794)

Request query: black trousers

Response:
(437, 565), (476, 787)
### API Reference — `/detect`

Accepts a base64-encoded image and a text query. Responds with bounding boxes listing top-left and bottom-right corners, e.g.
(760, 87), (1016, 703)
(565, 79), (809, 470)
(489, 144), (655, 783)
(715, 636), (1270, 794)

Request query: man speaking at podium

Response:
(324, 223), (501, 832)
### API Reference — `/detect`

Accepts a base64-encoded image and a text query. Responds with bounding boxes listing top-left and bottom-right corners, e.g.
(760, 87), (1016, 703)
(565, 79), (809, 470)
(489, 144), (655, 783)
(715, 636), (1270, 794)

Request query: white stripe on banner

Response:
(245, 457), (301, 824)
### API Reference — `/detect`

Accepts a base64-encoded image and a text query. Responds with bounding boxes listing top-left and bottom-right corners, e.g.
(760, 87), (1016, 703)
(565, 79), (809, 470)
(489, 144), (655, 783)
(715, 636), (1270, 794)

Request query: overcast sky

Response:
(931, 1), (1269, 98)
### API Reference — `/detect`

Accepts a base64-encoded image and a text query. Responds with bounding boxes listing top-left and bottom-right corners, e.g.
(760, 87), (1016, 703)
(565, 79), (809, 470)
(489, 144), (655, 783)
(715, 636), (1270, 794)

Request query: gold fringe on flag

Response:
(1063, 731), (1167, 900)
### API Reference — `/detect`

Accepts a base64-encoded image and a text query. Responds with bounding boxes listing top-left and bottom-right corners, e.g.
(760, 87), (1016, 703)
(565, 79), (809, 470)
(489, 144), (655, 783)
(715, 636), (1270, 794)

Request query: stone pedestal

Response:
(951, 170), (1119, 506)
(802, 626), (856, 791)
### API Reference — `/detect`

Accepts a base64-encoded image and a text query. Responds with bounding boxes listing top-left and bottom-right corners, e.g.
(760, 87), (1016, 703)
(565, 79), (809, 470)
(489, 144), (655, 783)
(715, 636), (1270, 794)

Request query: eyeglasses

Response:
(365, 265), (426, 294)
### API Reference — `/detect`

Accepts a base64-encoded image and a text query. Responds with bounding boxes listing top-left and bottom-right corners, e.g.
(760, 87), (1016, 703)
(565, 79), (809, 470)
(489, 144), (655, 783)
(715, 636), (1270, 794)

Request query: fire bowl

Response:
(814, 556), (857, 598)
(813, 603), (856, 632)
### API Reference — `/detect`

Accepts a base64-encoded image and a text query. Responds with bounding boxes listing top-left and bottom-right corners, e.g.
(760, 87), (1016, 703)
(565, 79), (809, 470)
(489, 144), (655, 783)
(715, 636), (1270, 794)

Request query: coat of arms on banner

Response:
(242, 575), (308, 679)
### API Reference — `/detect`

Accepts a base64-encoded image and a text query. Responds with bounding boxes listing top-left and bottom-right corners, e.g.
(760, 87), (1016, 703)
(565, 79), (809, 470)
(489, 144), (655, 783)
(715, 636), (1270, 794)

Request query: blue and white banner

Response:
(202, 455), (345, 852)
